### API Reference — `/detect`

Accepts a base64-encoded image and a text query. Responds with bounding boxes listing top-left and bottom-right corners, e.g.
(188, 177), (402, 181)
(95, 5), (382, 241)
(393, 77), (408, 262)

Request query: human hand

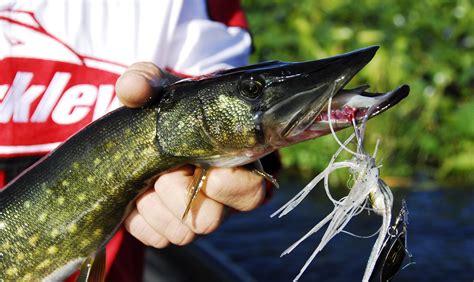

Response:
(115, 62), (266, 248)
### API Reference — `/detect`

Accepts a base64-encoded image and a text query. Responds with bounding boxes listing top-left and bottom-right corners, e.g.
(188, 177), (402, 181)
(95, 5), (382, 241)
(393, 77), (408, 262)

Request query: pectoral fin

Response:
(246, 160), (279, 188)
(76, 248), (106, 282)
(182, 166), (208, 220)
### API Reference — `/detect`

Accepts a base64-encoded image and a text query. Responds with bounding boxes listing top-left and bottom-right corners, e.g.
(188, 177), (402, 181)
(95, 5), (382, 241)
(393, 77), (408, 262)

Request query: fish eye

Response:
(239, 75), (265, 99)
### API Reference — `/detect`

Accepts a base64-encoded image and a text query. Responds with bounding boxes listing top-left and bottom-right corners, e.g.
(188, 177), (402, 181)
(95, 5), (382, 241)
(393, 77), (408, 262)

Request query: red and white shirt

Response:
(0, 0), (251, 280)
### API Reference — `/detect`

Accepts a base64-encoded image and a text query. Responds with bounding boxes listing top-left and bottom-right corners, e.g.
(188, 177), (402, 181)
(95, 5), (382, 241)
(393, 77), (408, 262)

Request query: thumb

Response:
(115, 62), (179, 108)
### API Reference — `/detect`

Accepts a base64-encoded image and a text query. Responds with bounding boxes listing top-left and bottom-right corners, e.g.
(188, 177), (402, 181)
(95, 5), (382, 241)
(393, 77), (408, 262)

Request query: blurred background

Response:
(147, 1), (473, 281)
(244, 0), (473, 187)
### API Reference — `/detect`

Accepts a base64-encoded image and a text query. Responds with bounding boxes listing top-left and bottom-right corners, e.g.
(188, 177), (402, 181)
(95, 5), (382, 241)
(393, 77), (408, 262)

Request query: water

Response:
(201, 177), (474, 281)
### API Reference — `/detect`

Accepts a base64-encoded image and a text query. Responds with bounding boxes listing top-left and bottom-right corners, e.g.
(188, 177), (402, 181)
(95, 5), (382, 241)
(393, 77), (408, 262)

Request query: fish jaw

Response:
(258, 47), (409, 148)
(260, 46), (379, 148)
(295, 84), (410, 141)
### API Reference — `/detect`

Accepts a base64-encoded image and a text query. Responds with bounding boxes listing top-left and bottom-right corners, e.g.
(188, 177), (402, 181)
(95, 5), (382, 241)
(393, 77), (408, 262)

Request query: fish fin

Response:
(76, 248), (106, 282)
(182, 166), (208, 220)
(246, 160), (279, 188)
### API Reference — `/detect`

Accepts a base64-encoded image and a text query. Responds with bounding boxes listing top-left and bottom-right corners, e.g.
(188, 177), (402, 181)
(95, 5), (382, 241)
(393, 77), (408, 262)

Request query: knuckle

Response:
(128, 223), (148, 240)
(125, 212), (169, 249)
(129, 61), (157, 71)
(239, 181), (265, 211)
(124, 211), (144, 236)
(135, 191), (156, 214)
(148, 235), (170, 249)
(129, 61), (147, 68)
(155, 172), (181, 190)
(193, 217), (221, 235)
(132, 62), (161, 80)
(205, 168), (236, 198)
(154, 173), (170, 187)
(169, 226), (195, 246)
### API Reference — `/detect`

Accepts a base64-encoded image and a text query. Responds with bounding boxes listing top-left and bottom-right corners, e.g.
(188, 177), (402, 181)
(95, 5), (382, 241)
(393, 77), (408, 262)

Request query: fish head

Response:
(251, 46), (409, 150)
(155, 46), (409, 164)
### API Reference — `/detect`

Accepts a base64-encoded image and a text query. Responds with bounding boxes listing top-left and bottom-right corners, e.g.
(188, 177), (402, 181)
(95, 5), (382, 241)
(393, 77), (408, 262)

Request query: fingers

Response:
(124, 209), (170, 248)
(136, 189), (195, 245)
(202, 167), (266, 211)
(125, 166), (266, 248)
(115, 62), (178, 108)
(154, 167), (225, 234)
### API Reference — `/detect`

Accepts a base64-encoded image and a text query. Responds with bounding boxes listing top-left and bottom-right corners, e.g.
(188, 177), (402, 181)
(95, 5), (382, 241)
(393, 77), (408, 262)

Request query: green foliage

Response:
(242, 0), (474, 186)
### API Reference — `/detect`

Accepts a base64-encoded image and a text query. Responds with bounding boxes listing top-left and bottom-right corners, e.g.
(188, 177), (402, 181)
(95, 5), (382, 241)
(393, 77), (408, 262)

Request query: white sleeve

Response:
(164, 0), (252, 76)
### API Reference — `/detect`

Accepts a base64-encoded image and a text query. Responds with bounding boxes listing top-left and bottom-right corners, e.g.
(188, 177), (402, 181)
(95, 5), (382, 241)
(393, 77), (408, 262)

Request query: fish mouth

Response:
(259, 46), (410, 147)
(288, 84), (410, 142)
(262, 46), (381, 146)
(315, 84), (409, 128)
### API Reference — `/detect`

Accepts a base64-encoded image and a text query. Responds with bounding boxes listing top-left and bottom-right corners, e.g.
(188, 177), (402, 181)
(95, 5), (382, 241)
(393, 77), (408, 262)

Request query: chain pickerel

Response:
(0, 46), (409, 280)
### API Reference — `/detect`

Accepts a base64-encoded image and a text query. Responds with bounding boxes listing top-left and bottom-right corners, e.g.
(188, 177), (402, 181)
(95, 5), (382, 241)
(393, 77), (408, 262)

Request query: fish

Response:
(0, 46), (409, 280)
(271, 87), (410, 281)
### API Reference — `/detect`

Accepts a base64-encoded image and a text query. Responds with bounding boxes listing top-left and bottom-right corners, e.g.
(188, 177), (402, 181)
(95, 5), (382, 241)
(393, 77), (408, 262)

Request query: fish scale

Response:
(0, 107), (172, 280)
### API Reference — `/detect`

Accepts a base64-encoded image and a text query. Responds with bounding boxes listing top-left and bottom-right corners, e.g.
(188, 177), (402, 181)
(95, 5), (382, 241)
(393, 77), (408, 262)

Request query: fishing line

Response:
(327, 95), (363, 158)
(341, 227), (382, 239)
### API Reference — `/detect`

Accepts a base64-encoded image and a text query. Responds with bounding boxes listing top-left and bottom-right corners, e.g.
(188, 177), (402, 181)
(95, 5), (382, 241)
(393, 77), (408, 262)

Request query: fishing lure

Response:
(369, 200), (415, 281)
(272, 96), (412, 281)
